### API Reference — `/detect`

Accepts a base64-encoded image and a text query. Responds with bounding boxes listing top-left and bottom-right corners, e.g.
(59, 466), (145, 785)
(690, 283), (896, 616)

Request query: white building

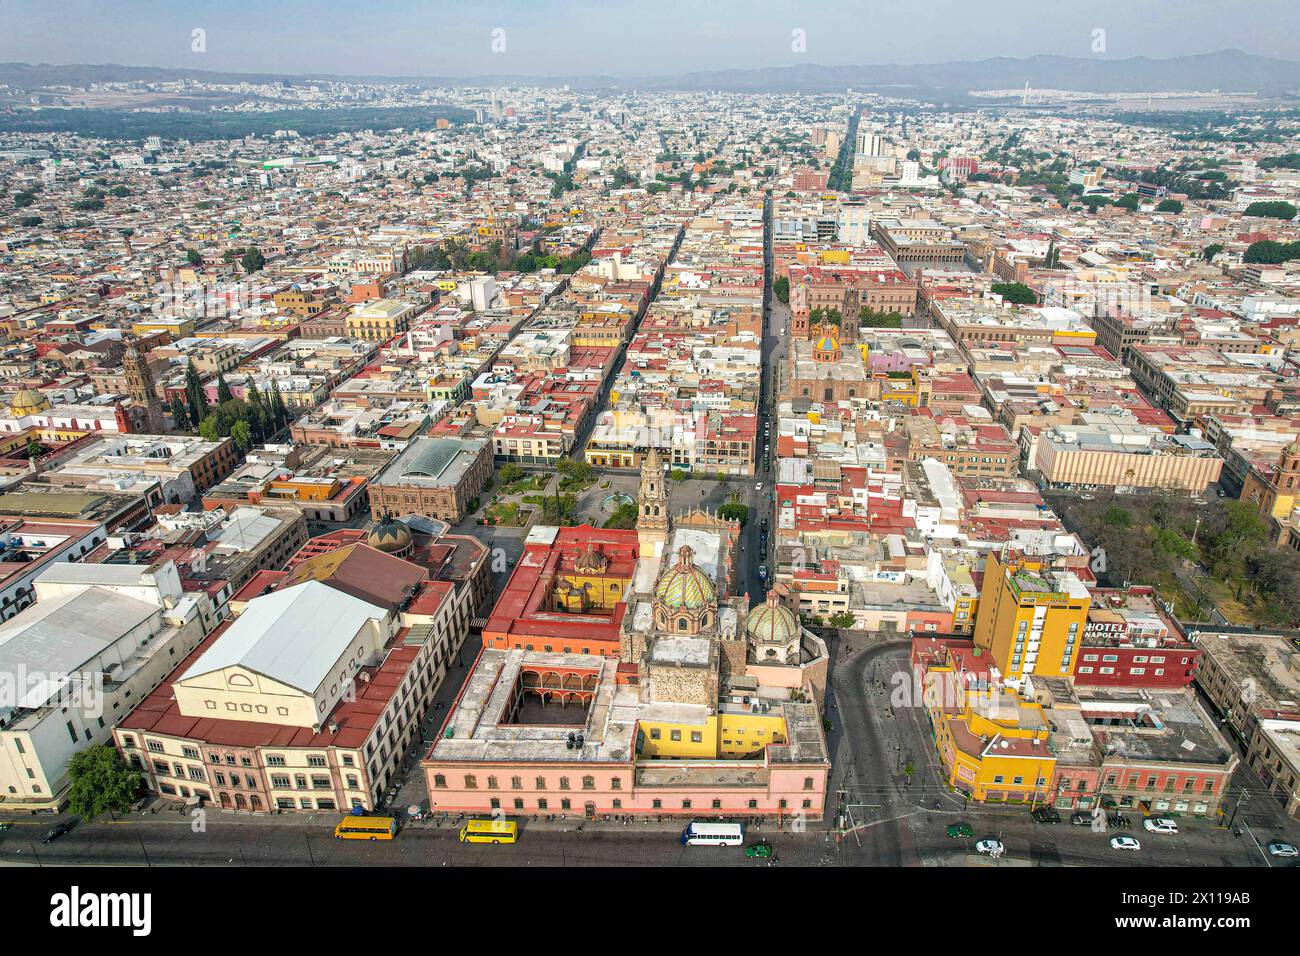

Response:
(0, 561), (217, 810)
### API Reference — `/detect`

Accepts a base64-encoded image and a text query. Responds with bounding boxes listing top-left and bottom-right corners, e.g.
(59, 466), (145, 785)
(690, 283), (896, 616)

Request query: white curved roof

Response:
(178, 581), (387, 694)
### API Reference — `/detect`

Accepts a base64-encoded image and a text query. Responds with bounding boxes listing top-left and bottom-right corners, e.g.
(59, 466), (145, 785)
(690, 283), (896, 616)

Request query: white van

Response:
(680, 821), (744, 846)
(1143, 816), (1178, 834)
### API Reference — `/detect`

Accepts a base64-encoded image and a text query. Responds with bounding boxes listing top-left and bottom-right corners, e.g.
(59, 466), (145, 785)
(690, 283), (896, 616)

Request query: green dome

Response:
(655, 545), (716, 609)
(748, 593), (799, 645)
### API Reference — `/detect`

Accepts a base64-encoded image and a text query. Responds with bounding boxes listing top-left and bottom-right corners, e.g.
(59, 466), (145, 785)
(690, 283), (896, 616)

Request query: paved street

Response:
(6, 801), (1289, 868)
(8, 626), (1297, 868)
(821, 634), (1300, 867)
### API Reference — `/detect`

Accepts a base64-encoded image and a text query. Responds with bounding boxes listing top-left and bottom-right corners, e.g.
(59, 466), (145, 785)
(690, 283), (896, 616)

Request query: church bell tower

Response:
(638, 446), (670, 557)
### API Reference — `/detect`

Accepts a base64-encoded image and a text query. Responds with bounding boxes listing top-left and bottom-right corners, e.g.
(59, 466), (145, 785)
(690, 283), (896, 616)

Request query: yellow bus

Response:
(334, 815), (398, 840)
(458, 818), (518, 844)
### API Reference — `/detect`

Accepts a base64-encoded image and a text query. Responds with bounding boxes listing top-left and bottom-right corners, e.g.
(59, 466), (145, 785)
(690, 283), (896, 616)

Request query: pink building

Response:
(422, 645), (830, 822)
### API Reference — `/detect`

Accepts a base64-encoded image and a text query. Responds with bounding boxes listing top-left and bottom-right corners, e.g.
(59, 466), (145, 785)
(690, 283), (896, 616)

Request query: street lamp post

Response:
(1226, 788), (1249, 832)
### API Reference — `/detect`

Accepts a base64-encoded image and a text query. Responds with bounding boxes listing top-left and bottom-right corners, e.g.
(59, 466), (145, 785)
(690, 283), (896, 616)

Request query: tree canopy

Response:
(991, 282), (1037, 305)
(66, 745), (140, 819)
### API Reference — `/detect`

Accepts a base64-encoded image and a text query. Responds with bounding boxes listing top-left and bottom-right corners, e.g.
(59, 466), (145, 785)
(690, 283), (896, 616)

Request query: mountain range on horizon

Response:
(2, 48), (1300, 99)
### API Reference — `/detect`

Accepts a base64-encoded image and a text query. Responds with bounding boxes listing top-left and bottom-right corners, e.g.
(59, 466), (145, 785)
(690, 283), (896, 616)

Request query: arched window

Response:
(678, 618), (689, 631)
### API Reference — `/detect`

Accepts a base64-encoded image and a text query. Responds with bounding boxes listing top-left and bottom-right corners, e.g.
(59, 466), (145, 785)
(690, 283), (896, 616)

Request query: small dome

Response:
(574, 542), (609, 574)
(654, 545), (716, 610)
(815, 336), (839, 352)
(747, 590), (800, 646)
(367, 513), (413, 554)
(9, 388), (49, 416)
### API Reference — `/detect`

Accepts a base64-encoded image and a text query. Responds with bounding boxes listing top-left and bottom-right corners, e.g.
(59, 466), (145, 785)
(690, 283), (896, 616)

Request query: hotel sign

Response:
(1085, 619), (1129, 638)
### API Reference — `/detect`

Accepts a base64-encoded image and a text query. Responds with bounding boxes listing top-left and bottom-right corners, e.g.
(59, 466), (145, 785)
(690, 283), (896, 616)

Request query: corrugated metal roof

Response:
(36, 562), (159, 587)
(0, 588), (159, 706)
(176, 581), (387, 694)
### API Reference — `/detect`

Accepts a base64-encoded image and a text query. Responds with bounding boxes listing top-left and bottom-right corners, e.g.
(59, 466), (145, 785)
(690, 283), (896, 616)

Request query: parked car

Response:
(946, 823), (973, 838)
(1143, 816), (1178, 834)
(744, 841), (773, 859)
(42, 819), (77, 843)
(1069, 811), (1092, 826)
(1031, 807), (1061, 824)
(975, 839), (1004, 856)
(1110, 836), (1142, 851)
(755, 483), (763, 491)
(1267, 841), (1299, 858)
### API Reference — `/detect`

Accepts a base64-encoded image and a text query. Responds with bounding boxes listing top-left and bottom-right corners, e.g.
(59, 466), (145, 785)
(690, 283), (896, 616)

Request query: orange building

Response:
(482, 525), (641, 657)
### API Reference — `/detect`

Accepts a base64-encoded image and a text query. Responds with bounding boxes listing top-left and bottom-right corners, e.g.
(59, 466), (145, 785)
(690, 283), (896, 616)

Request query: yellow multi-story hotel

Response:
(915, 638), (1057, 804)
(972, 552), (1090, 682)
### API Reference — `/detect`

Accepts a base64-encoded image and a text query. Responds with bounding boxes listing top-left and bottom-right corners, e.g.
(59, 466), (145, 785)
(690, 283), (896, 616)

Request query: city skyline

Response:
(3, 0), (1300, 79)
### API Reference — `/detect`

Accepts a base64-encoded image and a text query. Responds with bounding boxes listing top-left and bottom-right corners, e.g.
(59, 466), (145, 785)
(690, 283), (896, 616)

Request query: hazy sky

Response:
(2, 0), (1297, 78)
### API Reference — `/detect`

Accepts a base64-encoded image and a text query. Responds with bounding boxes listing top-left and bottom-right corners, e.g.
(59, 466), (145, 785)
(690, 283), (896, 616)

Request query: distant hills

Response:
(2, 49), (1299, 98)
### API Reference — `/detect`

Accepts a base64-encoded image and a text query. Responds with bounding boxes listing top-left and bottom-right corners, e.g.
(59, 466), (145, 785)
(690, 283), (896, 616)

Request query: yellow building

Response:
(638, 706), (789, 760)
(346, 299), (419, 342)
(551, 544), (635, 614)
(133, 317), (196, 340)
(571, 312), (630, 348)
(972, 552), (1089, 682)
(878, 367), (924, 407)
(918, 642), (1057, 803)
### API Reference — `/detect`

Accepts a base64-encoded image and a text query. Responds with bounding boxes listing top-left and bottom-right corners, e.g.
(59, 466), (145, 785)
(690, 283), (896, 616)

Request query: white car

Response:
(1143, 817), (1178, 834)
(1267, 842), (1299, 857)
(1110, 836), (1141, 851)
(755, 483), (763, 491)
(975, 839), (1004, 856)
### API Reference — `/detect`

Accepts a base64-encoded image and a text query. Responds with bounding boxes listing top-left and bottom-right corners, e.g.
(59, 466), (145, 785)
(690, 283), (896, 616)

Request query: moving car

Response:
(1267, 841), (1299, 858)
(1143, 816), (1178, 834)
(1031, 807), (1061, 824)
(1110, 836), (1141, 851)
(755, 483), (763, 491)
(975, 839), (1004, 856)
(744, 842), (773, 858)
(945, 823), (973, 838)
(42, 819), (77, 843)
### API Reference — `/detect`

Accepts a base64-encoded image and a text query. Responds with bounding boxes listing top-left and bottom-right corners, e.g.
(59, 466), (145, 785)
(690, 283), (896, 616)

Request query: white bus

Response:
(680, 821), (744, 846)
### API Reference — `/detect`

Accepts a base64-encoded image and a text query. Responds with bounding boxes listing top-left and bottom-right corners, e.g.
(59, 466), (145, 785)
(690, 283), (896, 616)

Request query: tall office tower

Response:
(855, 127), (885, 158)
